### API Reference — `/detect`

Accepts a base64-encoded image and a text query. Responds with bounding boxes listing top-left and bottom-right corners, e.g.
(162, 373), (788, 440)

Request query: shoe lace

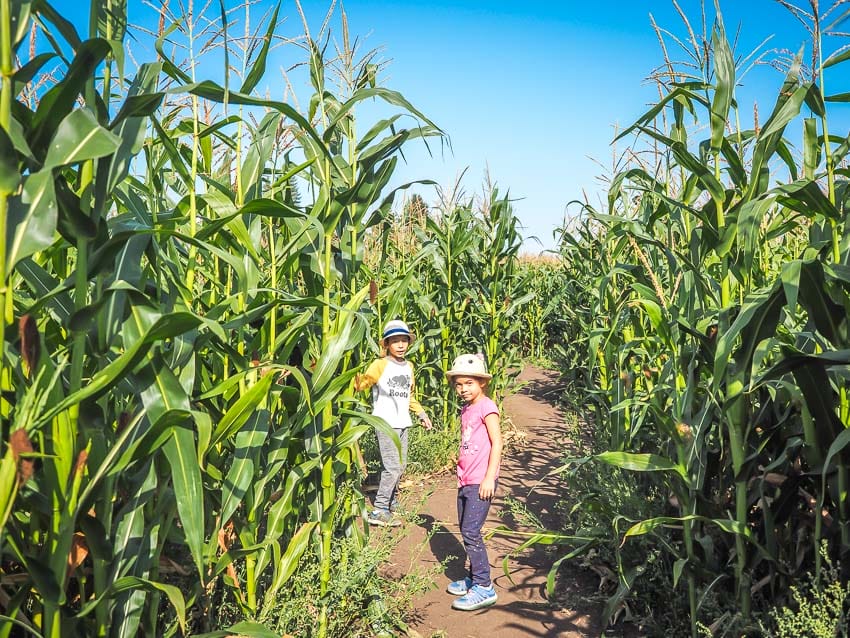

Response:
(467, 585), (490, 601)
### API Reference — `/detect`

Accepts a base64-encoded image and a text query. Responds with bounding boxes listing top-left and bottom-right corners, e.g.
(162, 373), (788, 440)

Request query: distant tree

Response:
(402, 193), (428, 225)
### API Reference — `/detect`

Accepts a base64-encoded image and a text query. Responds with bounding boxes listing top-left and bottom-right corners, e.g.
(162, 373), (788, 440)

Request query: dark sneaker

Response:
(367, 508), (401, 527)
(447, 577), (473, 596)
(452, 584), (497, 611)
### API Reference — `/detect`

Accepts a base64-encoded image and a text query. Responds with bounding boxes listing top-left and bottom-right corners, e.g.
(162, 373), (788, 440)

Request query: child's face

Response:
(453, 376), (486, 403)
(385, 335), (410, 359)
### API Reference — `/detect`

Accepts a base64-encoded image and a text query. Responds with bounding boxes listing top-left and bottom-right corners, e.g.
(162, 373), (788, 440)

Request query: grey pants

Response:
(374, 427), (409, 511)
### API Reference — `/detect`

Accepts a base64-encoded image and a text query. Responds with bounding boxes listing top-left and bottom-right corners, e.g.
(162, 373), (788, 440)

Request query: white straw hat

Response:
(382, 319), (415, 344)
(445, 353), (492, 380)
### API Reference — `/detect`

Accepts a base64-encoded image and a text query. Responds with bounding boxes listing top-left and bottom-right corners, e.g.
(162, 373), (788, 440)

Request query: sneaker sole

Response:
(452, 594), (497, 611)
(367, 517), (403, 527)
(447, 579), (472, 595)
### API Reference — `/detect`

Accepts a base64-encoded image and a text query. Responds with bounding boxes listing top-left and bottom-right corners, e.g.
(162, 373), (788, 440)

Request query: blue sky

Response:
(317, 0), (850, 251)
(49, 1), (850, 251)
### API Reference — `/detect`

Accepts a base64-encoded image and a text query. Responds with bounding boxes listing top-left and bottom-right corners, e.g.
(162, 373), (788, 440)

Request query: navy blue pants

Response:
(457, 483), (496, 587)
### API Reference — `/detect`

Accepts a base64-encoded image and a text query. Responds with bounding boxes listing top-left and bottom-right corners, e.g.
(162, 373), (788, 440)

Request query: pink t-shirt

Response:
(457, 396), (500, 487)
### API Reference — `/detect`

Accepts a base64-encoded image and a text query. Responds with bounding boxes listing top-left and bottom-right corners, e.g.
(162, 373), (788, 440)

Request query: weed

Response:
(500, 494), (544, 529)
(256, 521), (436, 637)
(762, 542), (850, 638)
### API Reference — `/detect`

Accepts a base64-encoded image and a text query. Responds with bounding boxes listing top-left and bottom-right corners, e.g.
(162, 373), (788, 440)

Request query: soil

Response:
(382, 366), (607, 638)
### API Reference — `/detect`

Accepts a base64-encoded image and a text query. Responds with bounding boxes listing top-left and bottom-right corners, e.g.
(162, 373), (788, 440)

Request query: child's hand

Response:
(479, 478), (496, 501)
(420, 413), (433, 430)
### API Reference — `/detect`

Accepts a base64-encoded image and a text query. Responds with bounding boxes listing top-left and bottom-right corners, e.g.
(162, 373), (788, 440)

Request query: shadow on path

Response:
(393, 366), (604, 638)
(417, 513), (467, 581)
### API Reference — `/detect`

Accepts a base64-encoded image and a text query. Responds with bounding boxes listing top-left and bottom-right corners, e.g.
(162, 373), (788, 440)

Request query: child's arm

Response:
(479, 412), (502, 500)
(409, 373), (432, 430)
(354, 359), (384, 392)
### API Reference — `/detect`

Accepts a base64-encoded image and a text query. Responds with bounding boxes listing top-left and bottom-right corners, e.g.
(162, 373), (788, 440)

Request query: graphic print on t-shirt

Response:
(460, 420), (479, 457)
(386, 374), (411, 398)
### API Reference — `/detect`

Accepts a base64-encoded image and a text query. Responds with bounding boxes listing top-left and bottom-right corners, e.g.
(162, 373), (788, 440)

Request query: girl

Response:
(444, 353), (502, 611)
(356, 320), (432, 527)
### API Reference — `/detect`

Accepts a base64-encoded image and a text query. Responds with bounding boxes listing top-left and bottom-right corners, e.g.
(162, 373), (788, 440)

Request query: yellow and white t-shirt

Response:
(357, 357), (425, 429)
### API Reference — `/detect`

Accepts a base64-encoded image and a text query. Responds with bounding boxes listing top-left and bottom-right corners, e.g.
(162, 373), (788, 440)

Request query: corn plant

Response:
(0, 1), (448, 636)
(524, 2), (850, 634)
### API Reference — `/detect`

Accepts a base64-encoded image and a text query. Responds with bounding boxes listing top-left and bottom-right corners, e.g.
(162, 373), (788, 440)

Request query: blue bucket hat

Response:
(382, 319), (415, 344)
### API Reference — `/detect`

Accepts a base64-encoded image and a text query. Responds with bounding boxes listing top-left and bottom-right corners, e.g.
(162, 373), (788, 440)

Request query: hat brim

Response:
(382, 331), (415, 344)
(445, 369), (492, 380)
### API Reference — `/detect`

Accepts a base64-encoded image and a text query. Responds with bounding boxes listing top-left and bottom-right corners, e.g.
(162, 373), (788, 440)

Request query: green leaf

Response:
(825, 91), (850, 102)
(210, 373), (274, 448)
(803, 118), (819, 181)
(0, 125), (20, 195)
(327, 86), (444, 143)
(798, 260), (846, 347)
(10, 0), (33, 48)
(16, 257), (74, 320)
(77, 576), (186, 634)
(793, 357), (842, 447)
(193, 621), (281, 638)
(545, 541), (596, 598)
(238, 198), (305, 219)
(673, 558), (688, 588)
(595, 451), (687, 480)
(30, 38), (111, 151)
(312, 285), (371, 390)
(821, 428), (850, 512)
(748, 53), (805, 197)
(713, 282), (784, 388)
(622, 514), (750, 542)
(34, 0), (80, 50)
(163, 424), (205, 580)
(710, 21), (735, 152)
(239, 2), (280, 94)
(107, 62), (163, 192)
(760, 84), (809, 140)
(97, 0), (127, 43)
(756, 348), (850, 387)
(219, 410), (270, 525)
(174, 80), (330, 162)
(7, 170), (58, 272)
(780, 258), (802, 314)
(33, 312), (201, 429)
(257, 458), (320, 577)
(0, 614), (44, 638)
(154, 20), (192, 84)
(775, 180), (841, 221)
(0, 447), (20, 533)
(266, 521), (318, 598)
(824, 46), (850, 68)
(614, 85), (709, 144)
(737, 196), (774, 274)
(43, 108), (121, 170)
(109, 92), (165, 129)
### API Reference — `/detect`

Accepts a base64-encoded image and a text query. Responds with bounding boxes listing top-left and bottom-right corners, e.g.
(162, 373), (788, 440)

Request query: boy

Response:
(356, 320), (432, 526)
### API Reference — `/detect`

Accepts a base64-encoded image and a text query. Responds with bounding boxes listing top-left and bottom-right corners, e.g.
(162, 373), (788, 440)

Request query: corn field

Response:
(530, 2), (850, 635)
(0, 1), (531, 636)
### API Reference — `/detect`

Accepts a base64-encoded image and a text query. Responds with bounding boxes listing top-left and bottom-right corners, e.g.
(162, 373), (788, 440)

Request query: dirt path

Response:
(384, 366), (603, 638)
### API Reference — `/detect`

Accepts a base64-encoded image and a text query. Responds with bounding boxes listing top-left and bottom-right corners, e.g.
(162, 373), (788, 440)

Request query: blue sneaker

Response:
(367, 508), (401, 527)
(452, 584), (497, 611)
(446, 577), (473, 595)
